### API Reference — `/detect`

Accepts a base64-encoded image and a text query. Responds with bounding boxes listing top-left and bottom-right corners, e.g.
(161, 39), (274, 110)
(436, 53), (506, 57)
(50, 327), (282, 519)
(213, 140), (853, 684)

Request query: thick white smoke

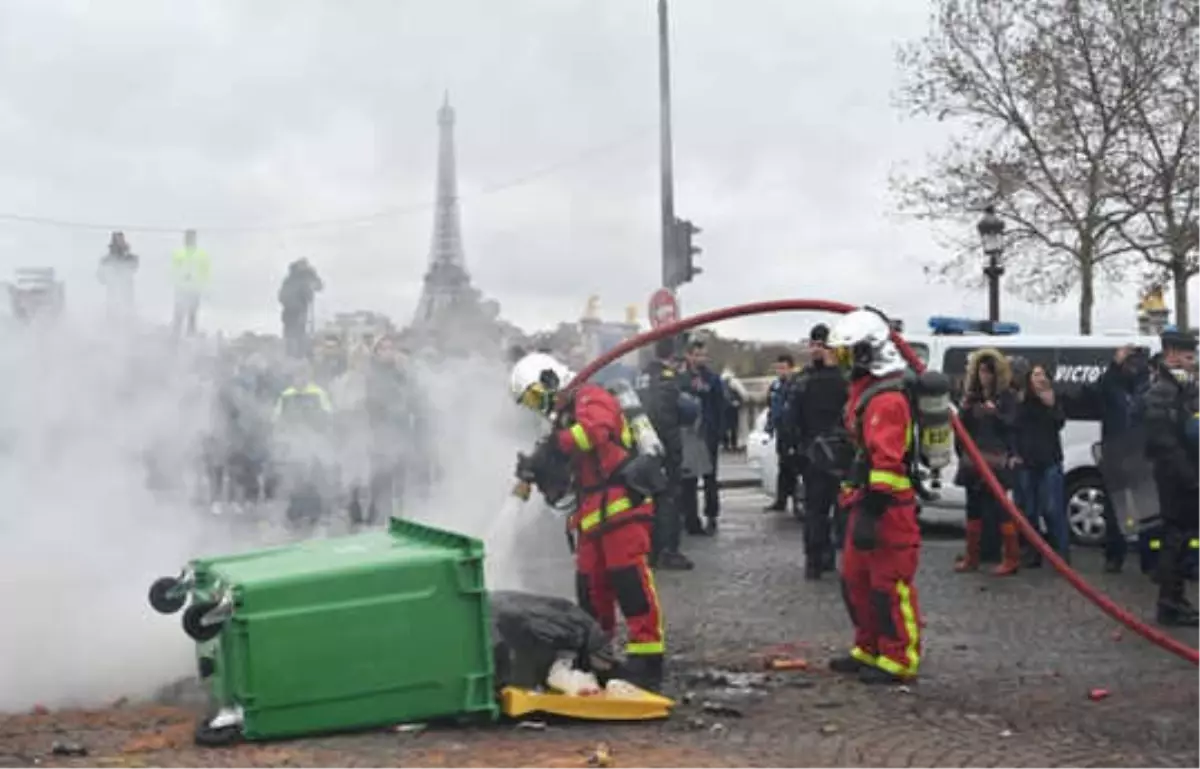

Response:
(405, 353), (573, 591)
(0, 320), (572, 712)
(0, 323), (225, 710)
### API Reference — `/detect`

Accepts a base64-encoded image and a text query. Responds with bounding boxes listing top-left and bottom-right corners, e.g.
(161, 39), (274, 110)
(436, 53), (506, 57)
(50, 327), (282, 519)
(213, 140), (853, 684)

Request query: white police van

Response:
(907, 316), (1159, 546)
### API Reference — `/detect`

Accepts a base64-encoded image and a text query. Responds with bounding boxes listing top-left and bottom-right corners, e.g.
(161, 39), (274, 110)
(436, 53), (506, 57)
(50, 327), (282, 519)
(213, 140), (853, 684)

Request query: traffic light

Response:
(665, 217), (702, 289)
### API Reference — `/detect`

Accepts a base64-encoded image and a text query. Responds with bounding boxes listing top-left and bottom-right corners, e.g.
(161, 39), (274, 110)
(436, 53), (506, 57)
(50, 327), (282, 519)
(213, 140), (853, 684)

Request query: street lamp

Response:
(977, 204), (1006, 324)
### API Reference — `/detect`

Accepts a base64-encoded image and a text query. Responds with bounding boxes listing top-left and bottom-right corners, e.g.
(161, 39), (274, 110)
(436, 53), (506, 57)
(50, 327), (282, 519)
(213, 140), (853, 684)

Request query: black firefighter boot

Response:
(1157, 596), (1200, 627)
(621, 653), (665, 693)
(828, 655), (869, 676)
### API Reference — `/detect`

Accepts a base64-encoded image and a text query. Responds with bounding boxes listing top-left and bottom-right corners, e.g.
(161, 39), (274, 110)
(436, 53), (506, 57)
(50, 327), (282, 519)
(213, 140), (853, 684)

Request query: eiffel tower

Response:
(409, 93), (495, 350)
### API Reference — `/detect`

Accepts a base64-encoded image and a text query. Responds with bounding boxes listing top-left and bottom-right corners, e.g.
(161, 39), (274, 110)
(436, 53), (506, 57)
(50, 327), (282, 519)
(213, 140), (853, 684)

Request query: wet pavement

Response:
(3, 484), (1197, 767)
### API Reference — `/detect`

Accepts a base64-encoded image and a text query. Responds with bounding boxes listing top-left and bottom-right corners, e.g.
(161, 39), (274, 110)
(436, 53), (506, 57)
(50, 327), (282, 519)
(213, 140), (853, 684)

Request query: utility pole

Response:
(658, 0), (676, 291)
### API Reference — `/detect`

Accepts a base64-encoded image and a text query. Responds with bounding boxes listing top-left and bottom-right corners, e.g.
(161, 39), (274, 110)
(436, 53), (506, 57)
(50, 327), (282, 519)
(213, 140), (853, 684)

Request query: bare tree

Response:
(1107, 0), (1197, 330)
(893, 0), (1152, 334)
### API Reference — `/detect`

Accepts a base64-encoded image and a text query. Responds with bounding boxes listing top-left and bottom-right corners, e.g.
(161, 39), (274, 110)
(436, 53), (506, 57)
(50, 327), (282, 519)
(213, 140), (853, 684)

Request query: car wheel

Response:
(1065, 473), (1107, 547)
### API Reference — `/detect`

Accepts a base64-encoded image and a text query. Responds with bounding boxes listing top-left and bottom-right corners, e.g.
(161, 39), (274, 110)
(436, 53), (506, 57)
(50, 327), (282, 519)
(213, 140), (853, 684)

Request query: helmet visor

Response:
(517, 382), (553, 414)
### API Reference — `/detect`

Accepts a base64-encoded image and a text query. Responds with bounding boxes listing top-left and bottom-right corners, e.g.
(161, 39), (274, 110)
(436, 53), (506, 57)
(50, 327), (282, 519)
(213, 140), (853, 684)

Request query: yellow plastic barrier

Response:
(499, 685), (675, 721)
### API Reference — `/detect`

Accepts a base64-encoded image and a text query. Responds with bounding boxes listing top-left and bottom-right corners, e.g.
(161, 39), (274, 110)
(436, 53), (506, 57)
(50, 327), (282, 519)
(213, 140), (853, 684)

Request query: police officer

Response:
(764, 354), (802, 516)
(1142, 328), (1199, 627)
(792, 324), (850, 579)
(639, 337), (696, 571)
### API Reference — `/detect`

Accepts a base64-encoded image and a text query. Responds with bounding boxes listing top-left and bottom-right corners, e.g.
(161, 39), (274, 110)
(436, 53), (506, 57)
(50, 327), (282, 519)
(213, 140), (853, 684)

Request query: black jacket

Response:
(1142, 364), (1199, 492)
(638, 359), (684, 462)
(789, 362), (848, 451)
(1015, 392), (1065, 469)
(279, 265), (323, 316)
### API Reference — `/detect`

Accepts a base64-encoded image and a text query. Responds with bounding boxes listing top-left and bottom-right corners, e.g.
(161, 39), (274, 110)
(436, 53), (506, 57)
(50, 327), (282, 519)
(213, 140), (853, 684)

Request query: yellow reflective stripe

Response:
(894, 580), (920, 676)
(850, 646), (876, 665)
(577, 497), (634, 532)
(569, 423), (593, 451)
(626, 556), (665, 656)
(868, 470), (912, 491)
(300, 385), (332, 412)
(620, 419), (633, 449)
(627, 640), (665, 655)
(1142, 537), (1200, 549)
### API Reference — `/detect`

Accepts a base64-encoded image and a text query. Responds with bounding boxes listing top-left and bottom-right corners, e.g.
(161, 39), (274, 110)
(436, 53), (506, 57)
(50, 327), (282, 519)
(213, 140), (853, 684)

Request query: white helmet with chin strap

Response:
(510, 351), (576, 416)
(829, 308), (907, 378)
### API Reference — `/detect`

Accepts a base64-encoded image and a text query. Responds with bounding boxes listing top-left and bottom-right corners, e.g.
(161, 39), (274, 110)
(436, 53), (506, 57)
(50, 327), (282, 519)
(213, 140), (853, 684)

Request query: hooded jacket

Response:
(956, 348), (1018, 486)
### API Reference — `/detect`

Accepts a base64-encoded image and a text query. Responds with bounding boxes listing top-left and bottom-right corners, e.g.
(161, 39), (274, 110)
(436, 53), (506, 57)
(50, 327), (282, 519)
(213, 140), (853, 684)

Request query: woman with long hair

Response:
(1015, 364), (1069, 565)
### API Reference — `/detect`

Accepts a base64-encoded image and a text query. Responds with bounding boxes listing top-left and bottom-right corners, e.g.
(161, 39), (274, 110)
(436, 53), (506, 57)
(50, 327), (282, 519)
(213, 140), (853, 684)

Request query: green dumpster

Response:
(153, 518), (497, 741)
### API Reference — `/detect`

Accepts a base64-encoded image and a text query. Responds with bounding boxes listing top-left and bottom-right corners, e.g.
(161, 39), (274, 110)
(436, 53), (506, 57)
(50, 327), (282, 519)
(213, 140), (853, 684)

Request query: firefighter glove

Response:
(852, 491), (889, 551)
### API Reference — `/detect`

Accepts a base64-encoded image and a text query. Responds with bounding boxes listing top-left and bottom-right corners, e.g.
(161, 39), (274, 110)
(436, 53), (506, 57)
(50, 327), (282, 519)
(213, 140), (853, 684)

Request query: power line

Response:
(0, 125), (655, 237)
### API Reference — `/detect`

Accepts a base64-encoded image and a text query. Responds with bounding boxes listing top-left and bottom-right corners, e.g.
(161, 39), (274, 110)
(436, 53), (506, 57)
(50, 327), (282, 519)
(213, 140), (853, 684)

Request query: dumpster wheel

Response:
(148, 577), (187, 615)
(182, 602), (223, 643)
(194, 719), (242, 748)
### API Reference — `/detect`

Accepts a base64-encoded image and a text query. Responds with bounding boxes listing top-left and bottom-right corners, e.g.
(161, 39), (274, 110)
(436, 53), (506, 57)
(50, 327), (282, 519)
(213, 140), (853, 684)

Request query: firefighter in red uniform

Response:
(510, 352), (666, 691)
(827, 310), (923, 684)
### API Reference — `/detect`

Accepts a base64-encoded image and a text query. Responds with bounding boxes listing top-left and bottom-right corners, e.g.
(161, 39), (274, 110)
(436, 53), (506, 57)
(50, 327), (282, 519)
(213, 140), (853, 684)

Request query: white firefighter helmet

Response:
(510, 352), (575, 415)
(829, 309), (907, 378)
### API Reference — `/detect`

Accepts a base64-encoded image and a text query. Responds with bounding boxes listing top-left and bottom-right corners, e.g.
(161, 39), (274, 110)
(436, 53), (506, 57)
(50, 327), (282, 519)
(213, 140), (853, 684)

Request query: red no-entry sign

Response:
(649, 288), (679, 329)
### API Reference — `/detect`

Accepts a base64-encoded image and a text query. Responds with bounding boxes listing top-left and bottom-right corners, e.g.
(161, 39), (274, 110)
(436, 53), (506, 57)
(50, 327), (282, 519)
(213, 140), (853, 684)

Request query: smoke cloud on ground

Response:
(0, 324), (227, 711)
(0, 322), (572, 712)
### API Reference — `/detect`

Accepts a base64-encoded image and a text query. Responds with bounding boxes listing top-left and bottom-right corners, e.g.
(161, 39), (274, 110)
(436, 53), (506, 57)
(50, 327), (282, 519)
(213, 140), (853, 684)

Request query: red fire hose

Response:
(566, 298), (1199, 666)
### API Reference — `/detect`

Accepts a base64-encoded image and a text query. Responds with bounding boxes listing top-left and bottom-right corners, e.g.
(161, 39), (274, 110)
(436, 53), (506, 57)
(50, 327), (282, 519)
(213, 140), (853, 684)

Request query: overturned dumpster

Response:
(149, 518), (674, 745)
(148, 518), (496, 744)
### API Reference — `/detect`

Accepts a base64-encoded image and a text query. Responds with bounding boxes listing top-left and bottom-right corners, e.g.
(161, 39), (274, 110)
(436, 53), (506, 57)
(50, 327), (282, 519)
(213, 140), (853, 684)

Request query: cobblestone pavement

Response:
(2, 486), (1196, 768)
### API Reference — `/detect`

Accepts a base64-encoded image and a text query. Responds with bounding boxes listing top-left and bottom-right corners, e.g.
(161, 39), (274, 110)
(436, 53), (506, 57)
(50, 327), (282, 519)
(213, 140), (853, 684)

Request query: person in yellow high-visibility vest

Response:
(171, 229), (211, 337)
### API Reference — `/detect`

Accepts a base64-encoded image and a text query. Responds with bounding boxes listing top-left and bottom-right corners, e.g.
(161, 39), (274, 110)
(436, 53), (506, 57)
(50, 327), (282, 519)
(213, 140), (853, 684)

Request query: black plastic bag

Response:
(489, 590), (614, 690)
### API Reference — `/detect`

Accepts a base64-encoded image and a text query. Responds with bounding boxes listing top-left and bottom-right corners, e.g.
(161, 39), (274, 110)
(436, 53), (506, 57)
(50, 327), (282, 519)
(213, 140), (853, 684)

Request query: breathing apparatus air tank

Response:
(912, 370), (953, 471)
(607, 378), (665, 457)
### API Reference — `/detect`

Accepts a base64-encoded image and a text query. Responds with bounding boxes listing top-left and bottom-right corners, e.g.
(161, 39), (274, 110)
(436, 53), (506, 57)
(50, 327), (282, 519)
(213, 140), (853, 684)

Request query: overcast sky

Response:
(0, 0), (1194, 342)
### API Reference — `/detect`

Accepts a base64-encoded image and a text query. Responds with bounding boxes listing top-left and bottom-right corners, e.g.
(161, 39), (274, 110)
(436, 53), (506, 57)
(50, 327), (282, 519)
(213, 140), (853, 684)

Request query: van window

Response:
(907, 342), (930, 369)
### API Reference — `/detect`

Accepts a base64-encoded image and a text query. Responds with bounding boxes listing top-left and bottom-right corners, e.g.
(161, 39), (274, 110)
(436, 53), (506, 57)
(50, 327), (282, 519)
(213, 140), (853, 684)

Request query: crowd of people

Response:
(755, 324), (1199, 627)
(194, 329), (430, 531)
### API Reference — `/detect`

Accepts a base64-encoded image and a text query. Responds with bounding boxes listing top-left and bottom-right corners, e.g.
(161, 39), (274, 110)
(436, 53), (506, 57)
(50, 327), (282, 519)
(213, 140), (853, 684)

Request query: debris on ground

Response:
(50, 741), (88, 757)
(393, 722), (427, 734)
(819, 724), (840, 736)
(1000, 729), (1014, 738)
(587, 742), (613, 767)
(684, 669), (769, 690)
(700, 701), (744, 718)
(765, 657), (808, 671)
(1088, 688), (1111, 702)
(119, 723), (194, 754)
(516, 720), (547, 730)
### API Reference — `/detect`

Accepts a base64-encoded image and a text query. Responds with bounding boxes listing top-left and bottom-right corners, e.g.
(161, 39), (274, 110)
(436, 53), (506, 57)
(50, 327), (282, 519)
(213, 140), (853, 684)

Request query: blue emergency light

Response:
(927, 316), (1021, 336)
